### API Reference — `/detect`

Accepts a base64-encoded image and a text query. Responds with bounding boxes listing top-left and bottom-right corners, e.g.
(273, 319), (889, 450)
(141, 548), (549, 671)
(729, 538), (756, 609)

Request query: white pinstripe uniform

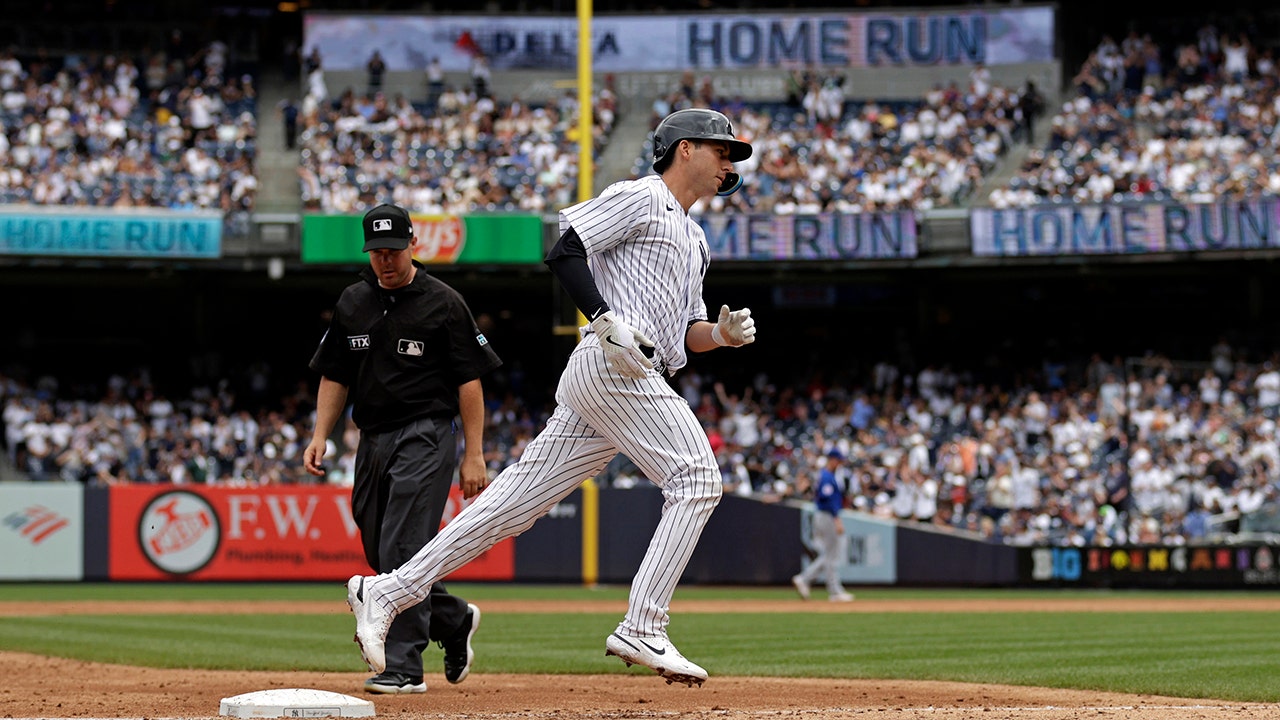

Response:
(371, 173), (722, 641)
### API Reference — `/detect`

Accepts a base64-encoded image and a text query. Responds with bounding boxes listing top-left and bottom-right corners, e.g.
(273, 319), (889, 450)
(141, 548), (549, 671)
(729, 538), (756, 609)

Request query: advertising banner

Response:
(1023, 545), (1280, 588)
(971, 199), (1280, 257)
(675, 9), (1053, 69)
(838, 511), (897, 583)
(700, 212), (918, 261)
(107, 484), (513, 581)
(303, 7), (1054, 73)
(796, 508), (897, 585)
(301, 213), (543, 265)
(0, 206), (223, 258)
(0, 483), (83, 581)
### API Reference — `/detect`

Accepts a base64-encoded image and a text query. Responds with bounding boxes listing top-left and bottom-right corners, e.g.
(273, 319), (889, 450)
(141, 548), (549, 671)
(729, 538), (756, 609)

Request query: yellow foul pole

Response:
(577, 0), (600, 589)
(577, 0), (594, 204)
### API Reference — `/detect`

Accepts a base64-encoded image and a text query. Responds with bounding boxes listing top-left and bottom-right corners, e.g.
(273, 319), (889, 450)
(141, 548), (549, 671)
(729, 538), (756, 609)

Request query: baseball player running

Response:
(345, 108), (756, 688)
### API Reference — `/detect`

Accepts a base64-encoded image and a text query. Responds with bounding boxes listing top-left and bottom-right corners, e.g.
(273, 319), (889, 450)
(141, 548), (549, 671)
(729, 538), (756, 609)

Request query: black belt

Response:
(640, 344), (668, 375)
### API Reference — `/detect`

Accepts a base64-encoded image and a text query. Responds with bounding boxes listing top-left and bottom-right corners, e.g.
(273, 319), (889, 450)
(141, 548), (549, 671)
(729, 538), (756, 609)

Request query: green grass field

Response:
(1, 584), (1278, 703)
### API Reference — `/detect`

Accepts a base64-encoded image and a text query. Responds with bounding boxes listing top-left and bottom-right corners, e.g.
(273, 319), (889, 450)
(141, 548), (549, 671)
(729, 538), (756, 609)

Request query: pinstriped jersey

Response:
(558, 174), (709, 374)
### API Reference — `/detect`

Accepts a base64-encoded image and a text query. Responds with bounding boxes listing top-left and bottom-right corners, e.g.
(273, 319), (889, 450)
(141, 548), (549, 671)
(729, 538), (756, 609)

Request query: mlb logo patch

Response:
(398, 339), (424, 356)
(372, 219), (392, 232)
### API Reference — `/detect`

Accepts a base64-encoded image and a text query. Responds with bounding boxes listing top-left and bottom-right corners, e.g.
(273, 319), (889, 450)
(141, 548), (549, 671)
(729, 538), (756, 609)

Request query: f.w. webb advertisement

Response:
(102, 484), (514, 582)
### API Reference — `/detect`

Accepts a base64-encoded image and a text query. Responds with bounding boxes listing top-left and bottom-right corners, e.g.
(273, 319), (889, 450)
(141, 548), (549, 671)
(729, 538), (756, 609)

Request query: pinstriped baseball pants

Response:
(377, 343), (723, 637)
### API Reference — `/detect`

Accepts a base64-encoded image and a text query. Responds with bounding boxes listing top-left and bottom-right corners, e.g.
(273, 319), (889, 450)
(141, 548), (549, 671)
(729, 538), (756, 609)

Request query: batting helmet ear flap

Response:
(717, 172), (743, 197)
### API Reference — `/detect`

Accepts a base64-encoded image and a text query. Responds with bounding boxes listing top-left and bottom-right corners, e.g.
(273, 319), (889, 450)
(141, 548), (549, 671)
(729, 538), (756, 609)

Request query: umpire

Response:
(303, 203), (502, 694)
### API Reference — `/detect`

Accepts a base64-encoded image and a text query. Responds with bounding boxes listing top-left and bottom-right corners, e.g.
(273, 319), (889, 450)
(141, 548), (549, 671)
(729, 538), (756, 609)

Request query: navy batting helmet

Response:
(651, 108), (752, 196)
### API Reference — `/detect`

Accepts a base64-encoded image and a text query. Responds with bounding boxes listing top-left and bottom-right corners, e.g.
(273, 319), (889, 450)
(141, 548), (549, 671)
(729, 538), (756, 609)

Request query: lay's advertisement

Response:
(302, 213), (544, 265)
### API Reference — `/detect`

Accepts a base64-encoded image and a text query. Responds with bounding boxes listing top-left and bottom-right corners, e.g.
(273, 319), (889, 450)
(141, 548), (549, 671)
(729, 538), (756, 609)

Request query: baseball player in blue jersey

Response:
(343, 108), (756, 688)
(792, 449), (854, 602)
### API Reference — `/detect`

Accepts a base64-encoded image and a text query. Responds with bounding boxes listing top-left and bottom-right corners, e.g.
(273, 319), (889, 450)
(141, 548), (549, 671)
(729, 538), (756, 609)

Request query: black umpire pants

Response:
(352, 415), (469, 678)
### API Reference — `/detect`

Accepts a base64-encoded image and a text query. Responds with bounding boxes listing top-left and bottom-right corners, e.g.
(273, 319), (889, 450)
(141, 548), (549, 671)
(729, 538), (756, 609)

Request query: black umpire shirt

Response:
(310, 261), (502, 434)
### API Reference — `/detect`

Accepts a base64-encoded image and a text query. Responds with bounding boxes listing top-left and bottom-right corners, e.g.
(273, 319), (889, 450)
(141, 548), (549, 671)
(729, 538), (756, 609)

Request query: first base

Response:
(219, 688), (375, 718)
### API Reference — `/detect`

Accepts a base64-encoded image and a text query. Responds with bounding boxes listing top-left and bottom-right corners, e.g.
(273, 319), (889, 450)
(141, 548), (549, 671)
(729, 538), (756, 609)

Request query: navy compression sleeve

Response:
(545, 227), (610, 321)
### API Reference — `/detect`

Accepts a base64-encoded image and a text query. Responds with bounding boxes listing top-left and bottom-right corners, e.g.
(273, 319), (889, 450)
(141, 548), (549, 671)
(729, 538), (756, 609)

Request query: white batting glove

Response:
(711, 304), (756, 347)
(590, 310), (655, 379)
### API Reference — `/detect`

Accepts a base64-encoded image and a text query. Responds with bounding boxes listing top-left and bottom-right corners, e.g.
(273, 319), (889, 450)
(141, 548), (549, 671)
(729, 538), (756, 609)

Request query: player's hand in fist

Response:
(711, 304), (756, 347)
(591, 310), (655, 379)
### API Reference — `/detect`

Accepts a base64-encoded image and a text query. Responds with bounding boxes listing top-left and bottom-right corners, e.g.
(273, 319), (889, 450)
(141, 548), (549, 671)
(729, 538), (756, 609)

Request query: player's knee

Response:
(682, 465), (723, 505)
(704, 481), (724, 510)
(661, 461), (717, 494)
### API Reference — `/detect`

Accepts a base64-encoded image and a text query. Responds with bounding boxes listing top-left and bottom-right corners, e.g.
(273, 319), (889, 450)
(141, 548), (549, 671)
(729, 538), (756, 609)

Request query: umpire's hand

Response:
(303, 438), (328, 476)
(459, 450), (489, 499)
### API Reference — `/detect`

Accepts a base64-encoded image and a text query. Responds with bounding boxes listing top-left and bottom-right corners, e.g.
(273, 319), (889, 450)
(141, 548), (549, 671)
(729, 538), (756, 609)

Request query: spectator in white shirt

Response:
(1255, 361), (1280, 417)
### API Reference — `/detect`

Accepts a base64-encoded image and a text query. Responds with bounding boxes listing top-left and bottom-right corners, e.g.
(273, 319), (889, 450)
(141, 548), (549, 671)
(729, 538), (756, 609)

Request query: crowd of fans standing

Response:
(5, 339), (1279, 548)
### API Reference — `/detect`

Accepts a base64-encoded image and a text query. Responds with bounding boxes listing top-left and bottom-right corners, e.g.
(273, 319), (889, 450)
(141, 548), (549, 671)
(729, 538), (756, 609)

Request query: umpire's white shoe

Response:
(347, 575), (394, 674)
(605, 632), (708, 687)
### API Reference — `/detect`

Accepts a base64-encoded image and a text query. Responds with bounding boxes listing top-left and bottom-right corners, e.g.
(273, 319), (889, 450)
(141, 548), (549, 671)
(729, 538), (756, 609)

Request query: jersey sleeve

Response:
(309, 310), (357, 386)
(557, 180), (654, 256)
(444, 289), (503, 385)
(686, 227), (710, 323)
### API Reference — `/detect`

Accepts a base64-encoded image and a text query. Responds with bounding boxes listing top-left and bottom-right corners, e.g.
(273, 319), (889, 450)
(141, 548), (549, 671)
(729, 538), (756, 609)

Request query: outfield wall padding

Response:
(894, 522), (1018, 586)
(7, 481), (1274, 589)
(512, 487), (585, 582)
(84, 486), (109, 581)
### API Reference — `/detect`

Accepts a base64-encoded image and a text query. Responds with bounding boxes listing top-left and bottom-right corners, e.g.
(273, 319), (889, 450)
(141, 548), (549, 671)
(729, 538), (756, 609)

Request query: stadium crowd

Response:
(5, 341), (1279, 549)
(9, 17), (1280, 221)
(635, 67), (1030, 216)
(0, 37), (258, 212)
(987, 25), (1280, 207)
(6, 14), (1280, 220)
(7, 15), (1280, 554)
(295, 48), (620, 214)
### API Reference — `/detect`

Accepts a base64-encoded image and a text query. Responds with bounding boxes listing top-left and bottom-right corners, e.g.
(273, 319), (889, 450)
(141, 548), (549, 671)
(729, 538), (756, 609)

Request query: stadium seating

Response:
(988, 27), (1280, 207)
(0, 39), (257, 210)
(5, 345), (1278, 548)
(629, 77), (1019, 214)
(296, 84), (617, 214)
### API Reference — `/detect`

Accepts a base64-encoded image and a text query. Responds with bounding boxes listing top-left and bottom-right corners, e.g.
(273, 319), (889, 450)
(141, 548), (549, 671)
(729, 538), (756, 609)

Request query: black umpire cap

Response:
(362, 204), (414, 252)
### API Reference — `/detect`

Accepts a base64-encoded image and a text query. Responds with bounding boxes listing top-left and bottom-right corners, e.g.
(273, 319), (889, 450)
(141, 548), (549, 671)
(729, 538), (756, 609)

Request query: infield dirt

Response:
(1, 596), (1276, 720)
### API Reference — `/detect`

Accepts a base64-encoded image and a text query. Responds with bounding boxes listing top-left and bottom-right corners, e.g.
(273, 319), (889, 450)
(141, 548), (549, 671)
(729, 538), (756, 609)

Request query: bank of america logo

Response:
(2, 505), (70, 545)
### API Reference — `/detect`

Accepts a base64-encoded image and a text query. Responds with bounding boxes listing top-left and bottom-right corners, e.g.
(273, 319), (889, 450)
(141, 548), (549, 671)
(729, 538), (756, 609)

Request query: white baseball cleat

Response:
(347, 575), (395, 674)
(605, 632), (708, 687)
(829, 591), (855, 602)
(791, 574), (811, 600)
